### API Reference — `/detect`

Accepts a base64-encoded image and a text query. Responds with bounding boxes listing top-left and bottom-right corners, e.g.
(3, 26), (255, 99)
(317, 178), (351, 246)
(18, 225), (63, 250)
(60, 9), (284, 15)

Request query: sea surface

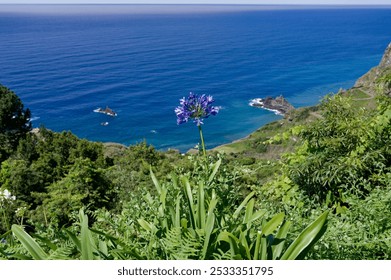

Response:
(1, 5), (391, 152)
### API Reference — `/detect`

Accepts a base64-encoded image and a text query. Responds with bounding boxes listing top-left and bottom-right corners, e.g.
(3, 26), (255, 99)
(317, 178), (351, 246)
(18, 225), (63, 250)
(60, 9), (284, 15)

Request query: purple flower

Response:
(175, 92), (219, 126)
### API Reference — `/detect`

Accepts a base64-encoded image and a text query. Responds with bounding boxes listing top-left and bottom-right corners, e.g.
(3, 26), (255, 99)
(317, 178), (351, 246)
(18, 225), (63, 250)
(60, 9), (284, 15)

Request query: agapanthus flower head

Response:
(175, 92), (219, 126)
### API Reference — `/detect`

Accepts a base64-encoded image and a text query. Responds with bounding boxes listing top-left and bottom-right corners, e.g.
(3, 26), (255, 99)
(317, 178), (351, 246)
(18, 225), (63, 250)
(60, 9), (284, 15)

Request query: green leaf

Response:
(174, 194), (181, 228)
(253, 232), (262, 260)
(208, 158), (221, 185)
(271, 221), (292, 260)
(150, 167), (161, 194)
(271, 221), (291, 260)
(65, 229), (81, 252)
(260, 235), (268, 260)
(98, 240), (108, 257)
(248, 209), (267, 224)
(201, 190), (218, 259)
(262, 212), (285, 236)
(217, 231), (242, 259)
(89, 228), (120, 243)
(30, 233), (57, 251)
(238, 231), (251, 260)
(182, 176), (196, 229)
(201, 212), (215, 259)
(79, 210), (95, 260)
(233, 191), (255, 219)
(244, 198), (255, 224)
(281, 211), (328, 260)
(0, 229), (12, 240)
(11, 225), (48, 260)
(197, 182), (206, 229)
(144, 192), (154, 205)
(160, 187), (167, 209)
(137, 219), (153, 232)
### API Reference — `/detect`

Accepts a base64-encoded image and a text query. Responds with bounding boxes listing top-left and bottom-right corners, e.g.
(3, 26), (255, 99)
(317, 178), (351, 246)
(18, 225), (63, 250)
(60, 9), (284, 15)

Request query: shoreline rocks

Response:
(249, 95), (294, 116)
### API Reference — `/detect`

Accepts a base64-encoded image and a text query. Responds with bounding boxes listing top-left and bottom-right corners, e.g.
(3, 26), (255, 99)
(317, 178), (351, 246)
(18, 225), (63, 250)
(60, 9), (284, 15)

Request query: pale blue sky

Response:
(0, 0), (391, 5)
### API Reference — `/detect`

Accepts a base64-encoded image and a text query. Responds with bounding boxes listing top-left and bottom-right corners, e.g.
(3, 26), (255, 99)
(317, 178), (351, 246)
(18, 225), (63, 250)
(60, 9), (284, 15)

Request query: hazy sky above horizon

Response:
(1, 0), (391, 5)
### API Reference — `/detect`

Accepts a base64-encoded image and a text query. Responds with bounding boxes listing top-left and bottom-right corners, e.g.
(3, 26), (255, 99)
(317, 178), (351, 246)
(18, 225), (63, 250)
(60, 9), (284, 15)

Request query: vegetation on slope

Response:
(1, 44), (391, 259)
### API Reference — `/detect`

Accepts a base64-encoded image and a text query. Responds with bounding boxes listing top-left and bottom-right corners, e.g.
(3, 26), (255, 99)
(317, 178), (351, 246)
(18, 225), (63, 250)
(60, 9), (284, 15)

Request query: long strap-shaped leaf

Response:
(11, 225), (48, 260)
(253, 213), (284, 260)
(233, 191), (255, 219)
(262, 212), (285, 236)
(201, 190), (218, 259)
(271, 220), (292, 260)
(197, 182), (206, 229)
(150, 167), (161, 194)
(208, 158), (221, 186)
(280, 210), (329, 260)
(182, 176), (196, 229)
(79, 210), (96, 260)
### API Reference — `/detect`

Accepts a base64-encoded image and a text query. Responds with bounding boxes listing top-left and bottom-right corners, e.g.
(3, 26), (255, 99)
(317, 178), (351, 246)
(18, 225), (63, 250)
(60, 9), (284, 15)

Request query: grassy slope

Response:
(213, 107), (314, 159)
(213, 84), (379, 160)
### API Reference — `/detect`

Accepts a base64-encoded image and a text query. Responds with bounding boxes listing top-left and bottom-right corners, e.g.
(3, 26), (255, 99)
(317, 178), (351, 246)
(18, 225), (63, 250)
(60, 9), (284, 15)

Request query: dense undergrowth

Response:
(1, 73), (391, 259)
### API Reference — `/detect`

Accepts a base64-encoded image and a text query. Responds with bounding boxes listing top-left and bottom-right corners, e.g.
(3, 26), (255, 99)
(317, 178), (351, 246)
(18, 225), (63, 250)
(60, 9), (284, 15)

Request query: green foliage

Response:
(129, 159), (223, 259)
(376, 72), (391, 96)
(11, 224), (49, 260)
(92, 158), (328, 260)
(280, 211), (328, 259)
(2, 79), (391, 260)
(0, 126), (113, 230)
(0, 84), (31, 161)
(284, 93), (391, 203)
(215, 191), (328, 260)
(0, 159), (45, 205)
(33, 158), (115, 226)
(308, 184), (391, 259)
(2, 209), (133, 260)
(105, 141), (173, 210)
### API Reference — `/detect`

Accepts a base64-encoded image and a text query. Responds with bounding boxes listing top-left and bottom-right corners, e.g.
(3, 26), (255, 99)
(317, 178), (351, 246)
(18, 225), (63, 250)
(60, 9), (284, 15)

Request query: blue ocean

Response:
(1, 5), (391, 152)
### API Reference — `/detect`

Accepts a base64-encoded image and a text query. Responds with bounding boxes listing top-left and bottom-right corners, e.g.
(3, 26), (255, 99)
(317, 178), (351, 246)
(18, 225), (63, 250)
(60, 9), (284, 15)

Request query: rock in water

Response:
(250, 95), (294, 116)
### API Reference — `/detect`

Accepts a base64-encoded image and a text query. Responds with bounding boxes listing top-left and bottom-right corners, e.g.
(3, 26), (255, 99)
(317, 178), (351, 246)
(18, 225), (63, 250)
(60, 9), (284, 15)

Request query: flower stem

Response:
(198, 125), (207, 158)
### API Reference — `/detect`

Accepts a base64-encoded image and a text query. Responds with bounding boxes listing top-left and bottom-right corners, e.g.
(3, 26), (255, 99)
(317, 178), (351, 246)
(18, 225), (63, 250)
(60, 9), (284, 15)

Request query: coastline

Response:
(213, 42), (391, 154)
(3, 9), (390, 153)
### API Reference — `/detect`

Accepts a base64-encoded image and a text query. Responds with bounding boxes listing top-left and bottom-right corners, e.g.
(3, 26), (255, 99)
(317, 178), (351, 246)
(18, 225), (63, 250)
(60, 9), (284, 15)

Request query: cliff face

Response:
(354, 43), (391, 93)
(379, 43), (391, 69)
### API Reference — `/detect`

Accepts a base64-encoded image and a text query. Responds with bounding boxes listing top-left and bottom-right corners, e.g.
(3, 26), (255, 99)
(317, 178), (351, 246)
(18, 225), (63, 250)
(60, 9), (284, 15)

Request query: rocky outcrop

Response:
(250, 95), (294, 116)
(353, 42), (391, 94)
(379, 42), (391, 69)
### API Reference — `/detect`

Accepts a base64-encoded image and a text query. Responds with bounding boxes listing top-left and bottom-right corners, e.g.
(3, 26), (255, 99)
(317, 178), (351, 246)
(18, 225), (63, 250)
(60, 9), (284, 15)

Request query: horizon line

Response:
(1, 3), (390, 15)
(1, 3), (391, 5)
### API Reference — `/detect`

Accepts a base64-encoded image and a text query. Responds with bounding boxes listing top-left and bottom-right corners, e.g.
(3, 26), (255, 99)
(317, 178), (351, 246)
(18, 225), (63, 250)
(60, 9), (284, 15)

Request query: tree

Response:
(0, 84), (31, 161)
(33, 158), (114, 226)
(284, 92), (391, 204)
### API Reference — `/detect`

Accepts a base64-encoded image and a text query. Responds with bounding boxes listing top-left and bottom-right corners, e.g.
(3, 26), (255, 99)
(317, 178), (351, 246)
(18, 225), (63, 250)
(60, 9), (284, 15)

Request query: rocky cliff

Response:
(354, 42), (391, 94)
